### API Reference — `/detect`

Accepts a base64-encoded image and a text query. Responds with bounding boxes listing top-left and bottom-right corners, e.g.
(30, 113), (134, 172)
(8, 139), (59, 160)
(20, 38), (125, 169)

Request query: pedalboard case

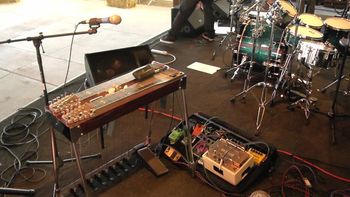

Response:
(161, 112), (277, 193)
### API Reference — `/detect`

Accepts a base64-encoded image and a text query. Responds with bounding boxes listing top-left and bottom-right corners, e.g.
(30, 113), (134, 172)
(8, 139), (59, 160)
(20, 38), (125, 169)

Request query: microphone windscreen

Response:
(108, 15), (122, 25)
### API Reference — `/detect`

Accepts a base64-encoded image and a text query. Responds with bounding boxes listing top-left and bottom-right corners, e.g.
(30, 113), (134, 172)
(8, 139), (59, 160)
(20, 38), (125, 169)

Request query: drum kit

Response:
(224, 0), (350, 132)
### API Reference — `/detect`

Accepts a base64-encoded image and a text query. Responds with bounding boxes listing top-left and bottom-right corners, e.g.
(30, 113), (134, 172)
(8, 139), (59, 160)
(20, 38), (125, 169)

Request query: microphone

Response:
(80, 15), (122, 25)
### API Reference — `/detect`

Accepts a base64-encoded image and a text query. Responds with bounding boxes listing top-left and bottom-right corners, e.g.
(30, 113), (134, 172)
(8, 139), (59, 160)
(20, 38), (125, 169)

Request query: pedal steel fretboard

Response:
(48, 62), (185, 130)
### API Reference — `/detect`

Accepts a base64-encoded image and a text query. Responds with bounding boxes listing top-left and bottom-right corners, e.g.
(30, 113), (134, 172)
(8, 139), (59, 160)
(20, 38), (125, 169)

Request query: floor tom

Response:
(323, 17), (350, 50)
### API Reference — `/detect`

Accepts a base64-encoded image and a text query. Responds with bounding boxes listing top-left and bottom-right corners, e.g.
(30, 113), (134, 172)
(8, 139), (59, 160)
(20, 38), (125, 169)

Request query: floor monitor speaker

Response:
(171, 5), (204, 37)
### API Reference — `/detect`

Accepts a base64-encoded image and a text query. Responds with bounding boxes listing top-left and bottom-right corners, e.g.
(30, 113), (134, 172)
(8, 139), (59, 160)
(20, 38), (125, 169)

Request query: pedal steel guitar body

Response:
(47, 61), (186, 142)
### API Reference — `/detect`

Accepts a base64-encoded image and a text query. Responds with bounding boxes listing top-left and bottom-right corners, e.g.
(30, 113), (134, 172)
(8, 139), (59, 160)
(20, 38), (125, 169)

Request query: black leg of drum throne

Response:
(328, 36), (350, 144)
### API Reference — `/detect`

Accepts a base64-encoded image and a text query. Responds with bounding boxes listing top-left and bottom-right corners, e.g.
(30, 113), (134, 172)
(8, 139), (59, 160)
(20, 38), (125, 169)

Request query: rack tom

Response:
(285, 25), (323, 46)
(269, 0), (297, 27)
(298, 13), (323, 30)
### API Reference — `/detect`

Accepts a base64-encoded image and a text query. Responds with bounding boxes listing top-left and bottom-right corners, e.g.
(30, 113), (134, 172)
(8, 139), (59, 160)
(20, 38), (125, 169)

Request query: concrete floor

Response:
(0, 0), (171, 121)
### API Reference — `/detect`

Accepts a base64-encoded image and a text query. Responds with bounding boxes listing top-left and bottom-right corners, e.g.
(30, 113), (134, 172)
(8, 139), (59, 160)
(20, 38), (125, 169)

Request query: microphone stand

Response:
(0, 27), (98, 106)
(0, 26), (101, 197)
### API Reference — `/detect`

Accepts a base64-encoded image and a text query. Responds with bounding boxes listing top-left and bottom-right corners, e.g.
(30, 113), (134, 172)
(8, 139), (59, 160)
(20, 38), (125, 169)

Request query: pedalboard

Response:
(162, 112), (277, 192)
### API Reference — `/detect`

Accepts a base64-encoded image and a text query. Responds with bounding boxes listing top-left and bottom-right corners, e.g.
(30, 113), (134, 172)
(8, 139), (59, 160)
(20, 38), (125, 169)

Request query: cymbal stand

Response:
(254, 1), (280, 131)
(230, 0), (264, 101)
(328, 32), (350, 144)
(317, 42), (350, 95)
(270, 18), (302, 104)
(212, 0), (241, 60)
(317, 71), (350, 95)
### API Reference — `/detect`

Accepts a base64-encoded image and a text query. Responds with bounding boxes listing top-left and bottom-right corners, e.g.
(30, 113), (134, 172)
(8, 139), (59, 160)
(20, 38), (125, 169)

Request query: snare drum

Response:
(285, 25), (323, 46)
(323, 17), (350, 50)
(297, 40), (337, 67)
(298, 13), (323, 30)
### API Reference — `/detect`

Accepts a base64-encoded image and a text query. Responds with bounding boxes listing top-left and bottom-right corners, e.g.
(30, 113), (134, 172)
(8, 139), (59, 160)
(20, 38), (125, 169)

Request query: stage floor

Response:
(0, 30), (349, 196)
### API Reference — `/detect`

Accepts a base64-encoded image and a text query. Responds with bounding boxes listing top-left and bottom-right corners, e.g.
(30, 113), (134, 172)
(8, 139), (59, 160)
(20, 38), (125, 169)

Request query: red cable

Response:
(140, 109), (350, 184)
(138, 108), (182, 121)
(278, 149), (350, 183)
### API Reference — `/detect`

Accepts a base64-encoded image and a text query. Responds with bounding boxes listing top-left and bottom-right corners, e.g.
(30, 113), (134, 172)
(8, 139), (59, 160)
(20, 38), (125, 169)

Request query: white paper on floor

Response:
(187, 62), (221, 75)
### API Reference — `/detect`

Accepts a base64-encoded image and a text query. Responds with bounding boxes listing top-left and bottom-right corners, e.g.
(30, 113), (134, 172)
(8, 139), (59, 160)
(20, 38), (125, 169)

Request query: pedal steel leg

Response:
(71, 142), (92, 196)
(181, 88), (195, 174)
(50, 127), (61, 197)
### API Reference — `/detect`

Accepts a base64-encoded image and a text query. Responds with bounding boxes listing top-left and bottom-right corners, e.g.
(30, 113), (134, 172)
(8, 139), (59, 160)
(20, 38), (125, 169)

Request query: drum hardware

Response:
(254, 0), (281, 131)
(341, 0), (350, 18)
(328, 33), (350, 144)
(287, 66), (316, 120)
(228, 55), (249, 81)
(317, 74), (350, 95)
(318, 18), (350, 94)
(231, 0), (282, 132)
(270, 49), (298, 105)
(296, 0), (303, 13)
(230, 0), (265, 102)
(212, 0), (243, 60)
(266, 4), (300, 105)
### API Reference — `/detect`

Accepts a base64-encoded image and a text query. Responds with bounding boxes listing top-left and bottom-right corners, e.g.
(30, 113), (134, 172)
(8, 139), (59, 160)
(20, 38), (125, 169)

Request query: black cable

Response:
(156, 92), (176, 156)
(0, 108), (49, 188)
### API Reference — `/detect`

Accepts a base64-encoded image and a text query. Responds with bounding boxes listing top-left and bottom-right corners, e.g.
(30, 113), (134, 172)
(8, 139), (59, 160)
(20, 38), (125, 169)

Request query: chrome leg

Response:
(181, 88), (195, 173)
(71, 142), (91, 196)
